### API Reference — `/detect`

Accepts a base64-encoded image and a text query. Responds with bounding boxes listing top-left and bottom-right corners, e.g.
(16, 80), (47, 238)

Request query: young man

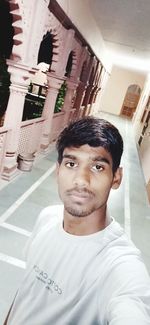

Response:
(5, 117), (150, 324)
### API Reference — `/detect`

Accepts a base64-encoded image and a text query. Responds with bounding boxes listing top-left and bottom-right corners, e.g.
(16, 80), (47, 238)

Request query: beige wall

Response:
(57, 0), (112, 71)
(99, 65), (146, 115)
(133, 75), (150, 141)
(133, 74), (150, 185)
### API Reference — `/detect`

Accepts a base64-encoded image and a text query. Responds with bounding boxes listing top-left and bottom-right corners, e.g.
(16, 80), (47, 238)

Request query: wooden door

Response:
(121, 92), (140, 118)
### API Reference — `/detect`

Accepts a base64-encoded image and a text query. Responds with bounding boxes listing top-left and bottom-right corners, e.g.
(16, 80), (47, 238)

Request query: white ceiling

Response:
(89, 0), (150, 71)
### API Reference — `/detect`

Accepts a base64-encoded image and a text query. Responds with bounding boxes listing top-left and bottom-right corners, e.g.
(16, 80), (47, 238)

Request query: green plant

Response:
(54, 81), (67, 113)
(32, 99), (44, 118)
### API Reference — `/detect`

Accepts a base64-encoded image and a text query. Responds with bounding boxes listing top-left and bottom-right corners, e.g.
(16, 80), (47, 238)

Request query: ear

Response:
(111, 167), (123, 190)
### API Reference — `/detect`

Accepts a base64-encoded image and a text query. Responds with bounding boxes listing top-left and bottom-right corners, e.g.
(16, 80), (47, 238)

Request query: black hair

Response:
(56, 116), (123, 173)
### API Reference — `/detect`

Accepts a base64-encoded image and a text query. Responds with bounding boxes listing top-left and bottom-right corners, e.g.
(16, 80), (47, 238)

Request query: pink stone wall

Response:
(0, 0), (107, 180)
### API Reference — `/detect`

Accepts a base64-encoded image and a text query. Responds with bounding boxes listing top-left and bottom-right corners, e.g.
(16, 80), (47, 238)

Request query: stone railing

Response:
(50, 111), (65, 143)
(17, 117), (45, 155)
(0, 126), (11, 175)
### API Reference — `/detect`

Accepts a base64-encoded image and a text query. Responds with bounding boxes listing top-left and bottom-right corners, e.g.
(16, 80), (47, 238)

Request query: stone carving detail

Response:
(8, 0), (24, 61)
(47, 13), (64, 74)
(18, 120), (44, 155)
(0, 134), (5, 152)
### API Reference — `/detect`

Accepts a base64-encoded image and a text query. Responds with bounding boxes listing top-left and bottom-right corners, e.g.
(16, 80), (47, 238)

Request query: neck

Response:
(63, 207), (111, 236)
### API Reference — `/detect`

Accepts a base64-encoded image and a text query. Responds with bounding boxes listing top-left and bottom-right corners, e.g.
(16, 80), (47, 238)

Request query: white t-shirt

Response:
(8, 205), (150, 325)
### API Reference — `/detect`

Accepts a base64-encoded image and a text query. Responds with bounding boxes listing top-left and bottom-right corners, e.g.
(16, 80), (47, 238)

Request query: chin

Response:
(65, 204), (94, 218)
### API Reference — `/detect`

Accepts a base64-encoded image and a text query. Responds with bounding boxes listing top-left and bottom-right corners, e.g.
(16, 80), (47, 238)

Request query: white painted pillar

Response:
(62, 78), (78, 127)
(2, 60), (30, 180)
(40, 73), (64, 151)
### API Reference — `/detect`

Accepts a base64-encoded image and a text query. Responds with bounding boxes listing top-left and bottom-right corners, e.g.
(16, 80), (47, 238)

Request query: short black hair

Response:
(56, 116), (123, 173)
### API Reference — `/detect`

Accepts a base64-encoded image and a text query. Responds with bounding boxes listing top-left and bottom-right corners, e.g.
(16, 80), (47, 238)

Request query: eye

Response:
(65, 161), (77, 168)
(92, 164), (104, 172)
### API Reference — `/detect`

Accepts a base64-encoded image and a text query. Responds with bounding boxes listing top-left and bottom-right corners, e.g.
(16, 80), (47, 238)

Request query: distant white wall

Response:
(56, 0), (112, 71)
(133, 74), (150, 185)
(133, 74), (150, 141)
(99, 65), (146, 115)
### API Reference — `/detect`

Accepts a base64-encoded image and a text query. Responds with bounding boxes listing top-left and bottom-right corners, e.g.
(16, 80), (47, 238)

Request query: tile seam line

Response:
(0, 163), (56, 225)
(0, 222), (31, 237)
(0, 252), (25, 269)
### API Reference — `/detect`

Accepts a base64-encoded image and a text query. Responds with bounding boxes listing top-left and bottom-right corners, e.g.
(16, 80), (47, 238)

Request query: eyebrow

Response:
(62, 154), (77, 160)
(92, 156), (110, 165)
(62, 154), (110, 165)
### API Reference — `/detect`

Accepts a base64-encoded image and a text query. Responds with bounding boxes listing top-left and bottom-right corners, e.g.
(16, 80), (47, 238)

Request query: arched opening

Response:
(22, 65), (48, 121)
(22, 32), (54, 121)
(0, 0), (14, 126)
(121, 84), (141, 119)
(0, 1), (14, 58)
(37, 31), (53, 66)
(65, 51), (73, 77)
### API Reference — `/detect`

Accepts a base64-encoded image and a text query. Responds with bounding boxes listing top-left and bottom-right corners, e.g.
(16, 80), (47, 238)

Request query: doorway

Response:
(121, 84), (141, 119)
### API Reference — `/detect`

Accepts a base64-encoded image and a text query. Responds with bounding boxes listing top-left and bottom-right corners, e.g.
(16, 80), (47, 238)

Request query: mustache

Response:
(66, 187), (94, 197)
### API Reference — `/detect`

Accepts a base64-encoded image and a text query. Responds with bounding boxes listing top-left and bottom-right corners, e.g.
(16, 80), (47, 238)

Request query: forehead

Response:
(63, 144), (113, 165)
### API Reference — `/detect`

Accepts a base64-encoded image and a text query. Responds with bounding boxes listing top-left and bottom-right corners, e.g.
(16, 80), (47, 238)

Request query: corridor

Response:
(0, 113), (150, 324)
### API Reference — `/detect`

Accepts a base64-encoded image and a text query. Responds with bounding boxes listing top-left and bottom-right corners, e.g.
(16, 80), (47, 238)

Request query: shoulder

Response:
(103, 219), (149, 280)
(103, 220), (150, 300)
(34, 204), (64, 232)
(24, 205), (63, 260)
(105, 258), (150, 323)
(98, 224), (150, 322)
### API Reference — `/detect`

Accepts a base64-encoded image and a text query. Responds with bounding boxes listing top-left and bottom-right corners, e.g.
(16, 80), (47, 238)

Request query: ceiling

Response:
(89, 0), (150, 71)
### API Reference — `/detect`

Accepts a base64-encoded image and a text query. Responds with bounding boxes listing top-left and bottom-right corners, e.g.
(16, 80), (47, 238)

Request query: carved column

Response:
(62, 78), (78, 127)
(87, 85), (99, 115)
(73, 81), (87, 119)
(2, 60), (30, 180)
(40, 73), (64, 151)
(81, 84), (93, 117)
(82, 84), (93, 106)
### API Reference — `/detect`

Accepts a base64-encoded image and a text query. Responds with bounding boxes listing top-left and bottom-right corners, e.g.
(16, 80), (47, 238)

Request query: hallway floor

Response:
(0, 113), (150, 323)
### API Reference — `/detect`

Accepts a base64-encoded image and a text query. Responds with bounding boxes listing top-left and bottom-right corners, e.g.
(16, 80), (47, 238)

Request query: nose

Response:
(73, 167), (90, 188)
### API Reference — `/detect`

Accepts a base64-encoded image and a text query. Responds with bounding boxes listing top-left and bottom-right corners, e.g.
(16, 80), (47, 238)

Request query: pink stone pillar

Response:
(40, 73), (64, 151)
(82, 84), (93, 107)
(73, 81), (86, 119)
(62, 79), (78, 127)
(2, 60), (30, 180)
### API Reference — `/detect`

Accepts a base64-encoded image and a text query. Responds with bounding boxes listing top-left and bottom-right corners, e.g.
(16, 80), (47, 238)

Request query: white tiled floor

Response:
(0, 113), (150, 323)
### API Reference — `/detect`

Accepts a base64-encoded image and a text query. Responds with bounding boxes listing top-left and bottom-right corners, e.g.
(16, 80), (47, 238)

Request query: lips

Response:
(67, 189), (93, 200)
(70, 192), (90, 199)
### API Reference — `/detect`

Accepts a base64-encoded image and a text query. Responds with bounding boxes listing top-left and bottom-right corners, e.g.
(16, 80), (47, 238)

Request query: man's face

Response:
(57, 144), (122, 218)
